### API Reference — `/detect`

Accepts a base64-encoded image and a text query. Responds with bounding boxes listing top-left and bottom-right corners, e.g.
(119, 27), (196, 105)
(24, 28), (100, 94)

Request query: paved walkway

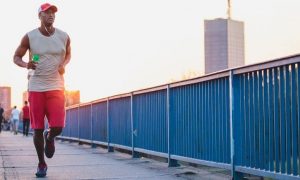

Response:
(0, 131), (231, 179)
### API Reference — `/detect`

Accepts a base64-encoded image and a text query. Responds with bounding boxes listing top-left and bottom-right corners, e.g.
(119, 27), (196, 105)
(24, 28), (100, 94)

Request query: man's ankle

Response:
(39, 161), (46, 165)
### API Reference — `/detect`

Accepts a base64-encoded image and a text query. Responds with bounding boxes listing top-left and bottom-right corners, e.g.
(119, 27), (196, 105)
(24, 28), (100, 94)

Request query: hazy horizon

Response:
(0, 0), (299, 108)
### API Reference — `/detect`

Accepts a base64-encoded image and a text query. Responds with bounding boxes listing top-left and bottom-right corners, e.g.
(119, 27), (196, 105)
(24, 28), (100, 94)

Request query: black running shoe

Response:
(44, 130), (55, 158)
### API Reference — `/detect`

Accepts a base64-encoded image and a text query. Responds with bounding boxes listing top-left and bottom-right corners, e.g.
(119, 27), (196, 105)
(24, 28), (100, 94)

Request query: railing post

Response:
(230, 70), (243, 180)
(77, 104), (81, 144)
(91, 103), (97, 148)
(67, 109), (69, 138)
(167, 85), (179, 167)
(69, 109), (71, 138)
(61, 109), (66, 141)
(131, 93), (140, 158)
(107, 98), (114, 152)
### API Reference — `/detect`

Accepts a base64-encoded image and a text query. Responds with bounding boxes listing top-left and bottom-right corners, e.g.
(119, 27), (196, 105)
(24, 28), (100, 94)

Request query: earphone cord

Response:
(44, 25), (52, 36)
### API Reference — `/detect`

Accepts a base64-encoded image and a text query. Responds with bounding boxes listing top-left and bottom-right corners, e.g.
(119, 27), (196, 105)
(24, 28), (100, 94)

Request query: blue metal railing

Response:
(79, 105), (92, 140)
(170, 78), (230, 165)
(109, 96), (132, 149)
(233, 61), (300, 179)
(60, 54), (300, 179)
(91, 101), (107, 143)
(133, 89), (168, 156)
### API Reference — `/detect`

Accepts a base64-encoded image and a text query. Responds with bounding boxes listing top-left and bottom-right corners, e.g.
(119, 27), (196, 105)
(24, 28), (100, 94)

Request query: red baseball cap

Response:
(38, 3), (57, 14)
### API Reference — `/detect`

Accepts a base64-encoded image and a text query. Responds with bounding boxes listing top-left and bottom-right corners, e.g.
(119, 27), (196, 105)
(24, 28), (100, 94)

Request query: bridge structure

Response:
(59, 54), (300, 179)
(1, 130), (232, 179)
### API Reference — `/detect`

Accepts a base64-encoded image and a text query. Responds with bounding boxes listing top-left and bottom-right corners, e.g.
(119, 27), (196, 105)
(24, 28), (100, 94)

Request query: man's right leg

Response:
(33, 129), (45, 164)
(34, 129), (47, 177)
(29, 91), (48, 177)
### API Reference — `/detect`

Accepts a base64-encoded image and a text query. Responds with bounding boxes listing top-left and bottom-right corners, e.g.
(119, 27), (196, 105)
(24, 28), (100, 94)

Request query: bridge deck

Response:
(0, 131), (230, 179)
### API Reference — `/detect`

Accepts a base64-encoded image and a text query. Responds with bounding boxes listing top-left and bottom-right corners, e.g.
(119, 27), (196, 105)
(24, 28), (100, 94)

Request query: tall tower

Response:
(204, 1), (245, 74)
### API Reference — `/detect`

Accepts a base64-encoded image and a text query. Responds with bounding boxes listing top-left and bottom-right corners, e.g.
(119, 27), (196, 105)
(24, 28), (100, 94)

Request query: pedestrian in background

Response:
(22, 101), (30, 136)
(0, 103), (4, 133)
(11, 106), (20, 135)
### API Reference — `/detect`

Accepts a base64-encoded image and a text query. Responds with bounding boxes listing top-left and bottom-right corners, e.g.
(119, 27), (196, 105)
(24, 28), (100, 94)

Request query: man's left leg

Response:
(29, 91), (48, 177)
(44, 90), (65, 158)
(44, 127), (62, 158)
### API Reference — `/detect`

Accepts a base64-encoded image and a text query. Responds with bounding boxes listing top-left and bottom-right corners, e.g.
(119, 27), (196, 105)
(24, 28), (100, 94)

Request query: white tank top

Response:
(27, 28), (68, 92)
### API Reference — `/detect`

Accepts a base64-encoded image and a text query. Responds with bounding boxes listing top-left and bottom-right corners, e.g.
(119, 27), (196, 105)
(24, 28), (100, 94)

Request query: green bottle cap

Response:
(32, 54), (40, 62)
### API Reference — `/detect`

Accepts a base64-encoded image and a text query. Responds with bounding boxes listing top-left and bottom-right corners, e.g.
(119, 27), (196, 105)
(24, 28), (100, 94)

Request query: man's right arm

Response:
(14, 34), (37, 70)
(13, 34), (30, 68)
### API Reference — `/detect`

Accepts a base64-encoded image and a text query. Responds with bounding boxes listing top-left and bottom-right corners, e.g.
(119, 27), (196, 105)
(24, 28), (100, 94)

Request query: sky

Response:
(0, 0), (299, 108)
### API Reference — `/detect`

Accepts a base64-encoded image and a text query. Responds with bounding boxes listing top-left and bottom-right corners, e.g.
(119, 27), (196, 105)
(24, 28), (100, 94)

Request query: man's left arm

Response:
(59, 36), (71, 75)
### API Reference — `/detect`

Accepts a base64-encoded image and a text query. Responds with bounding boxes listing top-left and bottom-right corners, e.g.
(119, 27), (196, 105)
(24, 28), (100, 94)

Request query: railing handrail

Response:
(67, 53), (300, 110)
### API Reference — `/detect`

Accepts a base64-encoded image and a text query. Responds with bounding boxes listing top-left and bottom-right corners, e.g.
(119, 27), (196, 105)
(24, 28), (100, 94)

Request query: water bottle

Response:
(28, 54), (40, 77)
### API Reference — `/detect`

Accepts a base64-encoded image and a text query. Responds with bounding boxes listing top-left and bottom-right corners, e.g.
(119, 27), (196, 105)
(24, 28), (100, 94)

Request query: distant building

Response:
(204, 18), (245, 74)
(23, 91), (29, 103)
(0, 86), (12, 120)
(65, 90), (80, 107)
(0, 86), (11, 111)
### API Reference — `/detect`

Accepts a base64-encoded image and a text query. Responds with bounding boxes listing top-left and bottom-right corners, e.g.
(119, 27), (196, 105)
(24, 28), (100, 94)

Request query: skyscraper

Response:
(204, 18), (245, 74)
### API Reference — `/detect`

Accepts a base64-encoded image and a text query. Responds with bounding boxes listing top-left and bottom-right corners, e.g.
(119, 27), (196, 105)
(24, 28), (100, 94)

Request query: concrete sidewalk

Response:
(0, 131), (231, 180)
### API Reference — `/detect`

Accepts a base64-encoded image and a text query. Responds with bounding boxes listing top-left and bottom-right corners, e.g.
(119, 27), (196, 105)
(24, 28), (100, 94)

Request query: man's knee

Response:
(50, 127), (63, 136)
(34, 129), (44, 137)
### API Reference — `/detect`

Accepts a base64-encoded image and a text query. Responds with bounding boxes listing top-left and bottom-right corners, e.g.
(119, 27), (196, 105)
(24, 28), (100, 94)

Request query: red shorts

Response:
(29, 90), (66, 129)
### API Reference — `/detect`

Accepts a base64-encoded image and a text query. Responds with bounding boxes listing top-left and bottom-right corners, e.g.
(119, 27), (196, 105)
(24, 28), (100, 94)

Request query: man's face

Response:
(39, 9), (55, 25)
